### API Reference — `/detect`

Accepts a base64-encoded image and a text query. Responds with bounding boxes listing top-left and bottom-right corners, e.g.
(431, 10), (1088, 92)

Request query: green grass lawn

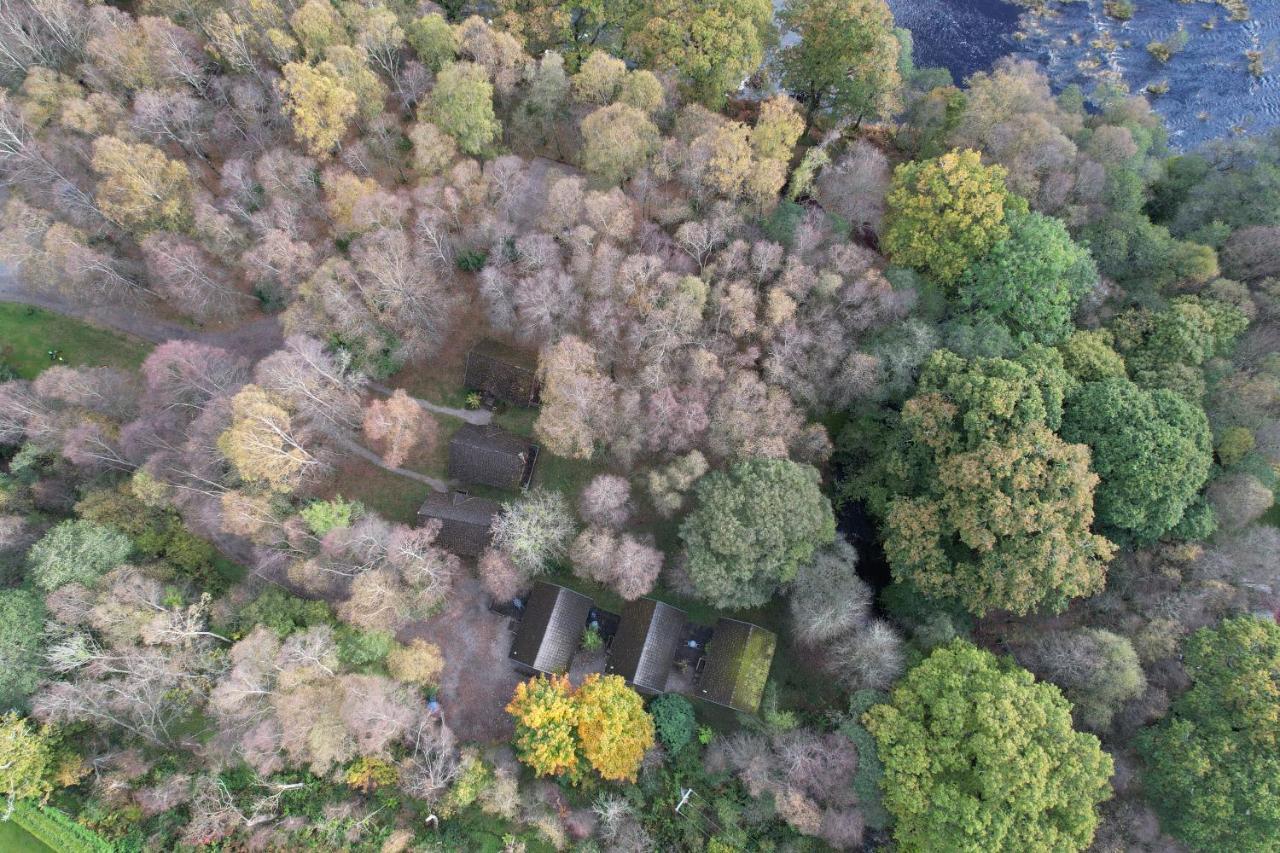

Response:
(0, 819), (52, 853)
(323, 456), (436, 526)
(0, 302), (151, 379)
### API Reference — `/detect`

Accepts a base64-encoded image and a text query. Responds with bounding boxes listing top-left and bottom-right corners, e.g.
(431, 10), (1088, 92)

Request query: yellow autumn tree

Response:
(506, 674), (582, 780)
(278, 61), (358, 158)
(218, 385), (319, 494)
(575, 674), (655, 783)
(750, 95), (805, 163)
(91, 137), (193, 235)
(387, 639), (444, 687)
(506, 673), (654, 783)
(881, 148), (1024, 285)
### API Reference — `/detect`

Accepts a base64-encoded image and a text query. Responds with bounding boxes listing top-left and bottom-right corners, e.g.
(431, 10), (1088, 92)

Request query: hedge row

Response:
(10, 801), (114, 853)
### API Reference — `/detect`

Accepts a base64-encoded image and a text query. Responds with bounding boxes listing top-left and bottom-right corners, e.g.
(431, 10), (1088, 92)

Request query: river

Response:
(777, 0), (1280, 150)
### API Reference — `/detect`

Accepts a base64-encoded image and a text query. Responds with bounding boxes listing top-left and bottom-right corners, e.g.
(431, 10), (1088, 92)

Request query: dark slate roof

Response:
(417, 490), (501, 557)
(448, 424), (539, 490)
(697, 618), (777, 714)
(464, 339), (540, 407)
(606, 598), (687, 694)
(509, 582), (594, 675)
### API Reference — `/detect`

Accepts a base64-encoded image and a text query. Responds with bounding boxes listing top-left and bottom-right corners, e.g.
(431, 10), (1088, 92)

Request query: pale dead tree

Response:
(254, 336), (366, 438)
(141, 234), (246, 323)
(351, 226), (459, 359)
(62, 421), (135, 473)
(130, 89), (211, 155)
(34, 641), (222, 746)
(0, 0), (88, 84)
(384, 522), (458, 607)
(0, 96), (97, 216)
(0, 380), (53, 446)
(674, 203), (740, 271)
(183, 772), (302, 846)
(140, 15), (207, 94)
(32, 365), (138, 420)
(789, 539), (871, 646)
(141, 340), (249, 413)
(828, 620), (906, 692)
(400, 717), (459, 803)
(485, 155), (528, 220)
(578, 474), (633, 529)
(339, 673), (422, 757)
(413, 208), (454, 271)
(53, 235), (147, 303)
(241, 228), (317, 290)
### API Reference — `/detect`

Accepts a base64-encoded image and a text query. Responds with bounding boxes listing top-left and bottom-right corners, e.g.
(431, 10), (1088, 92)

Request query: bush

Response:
(335, 625), (395, 669)
(10, 801), (113, 853)
(456, 249), (488, 272)
(650, 693), (697, 753)
(27, 519), (132, 591)
(0, 588), (45, 710)
(228, 588), (333, 638)
(1138, 616), (1280, 850)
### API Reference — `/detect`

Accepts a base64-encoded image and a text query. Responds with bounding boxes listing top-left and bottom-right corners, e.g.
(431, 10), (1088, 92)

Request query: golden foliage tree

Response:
(218, 385), (319, 494)
(506, 674), (582, 780)
(882, 148), (1023, 284)
(574, 674), (655, 782)
(278, 61), (358, 158)
(579, 102), (660, 185)
(506, 674), (654, 783)
(387, 639), (444, 687)
(91, 136), (193, 235)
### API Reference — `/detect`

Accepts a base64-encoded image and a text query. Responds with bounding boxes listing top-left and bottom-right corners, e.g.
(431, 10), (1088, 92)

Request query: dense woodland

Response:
(0, 0), (1278, 850)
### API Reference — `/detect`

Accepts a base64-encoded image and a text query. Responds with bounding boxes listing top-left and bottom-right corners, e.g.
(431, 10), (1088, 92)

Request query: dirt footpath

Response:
(401, 577), (522, 743)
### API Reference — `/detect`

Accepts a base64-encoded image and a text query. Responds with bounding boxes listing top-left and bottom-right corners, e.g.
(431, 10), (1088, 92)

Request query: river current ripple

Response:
(776, 0), (1280, 150)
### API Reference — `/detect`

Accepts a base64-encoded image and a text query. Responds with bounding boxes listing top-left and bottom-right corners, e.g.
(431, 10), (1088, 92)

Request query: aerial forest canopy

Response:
(0, 0), (1277, 850)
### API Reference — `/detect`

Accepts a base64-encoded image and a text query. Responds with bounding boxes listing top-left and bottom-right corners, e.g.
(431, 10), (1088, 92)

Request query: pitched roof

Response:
(448, 424), (538, 490)
(417, 490), (501, 557)
(606, 598), (687, 694)
(509, 582), (594, 675)
(697, 618), (777, 714)
(464, 339), (540, 407)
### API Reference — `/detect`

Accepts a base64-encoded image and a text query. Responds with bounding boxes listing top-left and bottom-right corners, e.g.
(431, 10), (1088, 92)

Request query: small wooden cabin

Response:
(696, 619), (777, 714)
(605, 598), (688, 695)
(509, 582), (594, 676)
(417, 490), (501, 557)
(448, 424), (538, 490)
(464, 339), (540, 407)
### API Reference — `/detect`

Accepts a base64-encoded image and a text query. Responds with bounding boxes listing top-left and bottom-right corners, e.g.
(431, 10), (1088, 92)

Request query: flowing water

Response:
(1014, 0), (1280, 149)
(776, 0), (1280, 150)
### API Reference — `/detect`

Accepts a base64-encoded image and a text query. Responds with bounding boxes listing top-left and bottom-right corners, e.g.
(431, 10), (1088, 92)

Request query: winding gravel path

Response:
(0, 265), (284, 361)
(335, 436), (451, 493)
(365, 380), (492, 425)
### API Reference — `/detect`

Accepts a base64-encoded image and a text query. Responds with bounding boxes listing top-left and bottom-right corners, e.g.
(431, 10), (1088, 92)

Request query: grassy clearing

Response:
(0, 818), (53, 853)
(0, 302), (151, 379)
(322, 456), (435, 526)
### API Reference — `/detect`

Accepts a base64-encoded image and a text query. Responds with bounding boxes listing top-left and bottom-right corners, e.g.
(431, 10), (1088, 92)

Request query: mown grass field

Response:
(0, 302), (151, 379)
(0, 819), (53, 853)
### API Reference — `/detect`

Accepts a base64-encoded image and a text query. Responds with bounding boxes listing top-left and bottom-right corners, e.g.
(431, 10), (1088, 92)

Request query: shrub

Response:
(650, 693), (697, 753)
(27, 519), (132, 591)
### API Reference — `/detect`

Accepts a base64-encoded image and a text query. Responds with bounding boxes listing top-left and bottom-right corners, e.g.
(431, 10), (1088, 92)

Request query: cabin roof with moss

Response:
(448, 424), (539, 490)
(697, 618), (777, 714)
(464, 339), (540, 407)
(417, 490), (501, 557)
